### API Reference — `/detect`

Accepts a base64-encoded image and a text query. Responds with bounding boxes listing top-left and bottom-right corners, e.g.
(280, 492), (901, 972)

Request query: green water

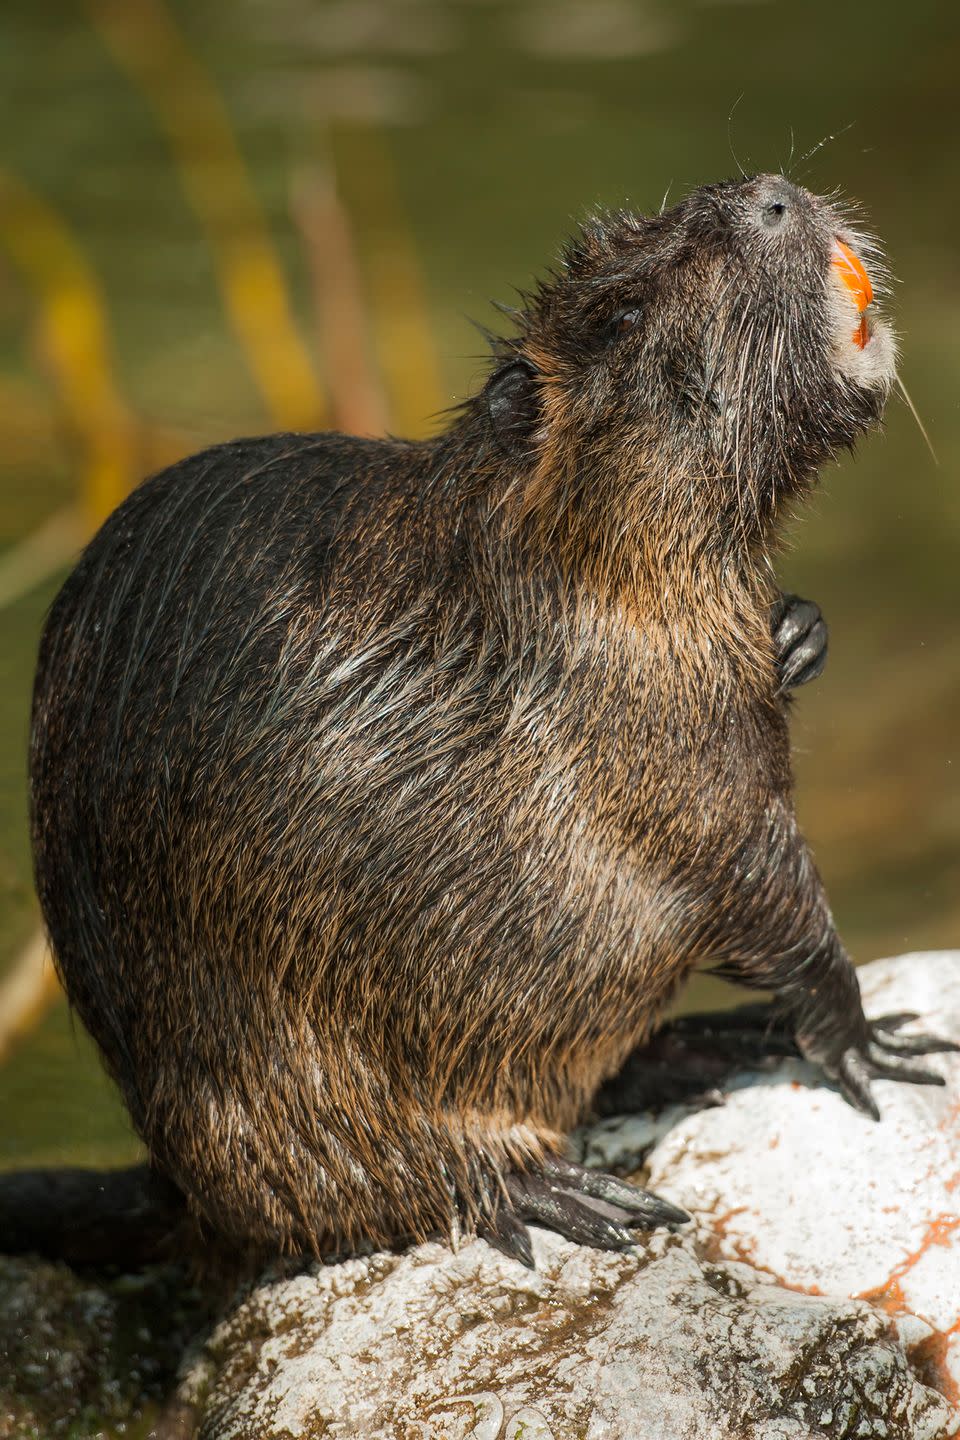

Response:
(0, 0), (958, 1170)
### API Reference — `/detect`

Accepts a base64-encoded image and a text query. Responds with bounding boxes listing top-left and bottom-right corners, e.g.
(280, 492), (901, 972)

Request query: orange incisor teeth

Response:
(832, 238), (874, 350)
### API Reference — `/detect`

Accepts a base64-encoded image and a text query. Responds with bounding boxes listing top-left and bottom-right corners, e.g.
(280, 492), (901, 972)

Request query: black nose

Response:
(756, 175), (799, 231)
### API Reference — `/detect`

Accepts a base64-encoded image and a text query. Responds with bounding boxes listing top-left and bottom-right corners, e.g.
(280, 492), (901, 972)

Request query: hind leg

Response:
(599, 994), (958, 1121)
(595, 1002), (799, 1116)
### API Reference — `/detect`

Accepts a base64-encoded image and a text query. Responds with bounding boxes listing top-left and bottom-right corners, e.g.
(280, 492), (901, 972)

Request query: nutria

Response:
(25, 173), (955, 1269)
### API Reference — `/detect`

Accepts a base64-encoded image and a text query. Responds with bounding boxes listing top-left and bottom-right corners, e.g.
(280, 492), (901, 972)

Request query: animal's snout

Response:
(754, 174), (802, 232)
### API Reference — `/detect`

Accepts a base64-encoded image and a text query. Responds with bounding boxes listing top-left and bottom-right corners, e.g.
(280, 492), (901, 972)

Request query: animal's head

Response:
(483, 174), (896, 570)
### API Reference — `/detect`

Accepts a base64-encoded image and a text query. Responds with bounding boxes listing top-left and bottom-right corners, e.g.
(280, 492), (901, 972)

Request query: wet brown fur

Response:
(30, 175), (894, 1258)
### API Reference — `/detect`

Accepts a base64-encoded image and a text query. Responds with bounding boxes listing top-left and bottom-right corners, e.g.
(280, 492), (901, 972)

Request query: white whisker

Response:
(896, 374), (939, 466)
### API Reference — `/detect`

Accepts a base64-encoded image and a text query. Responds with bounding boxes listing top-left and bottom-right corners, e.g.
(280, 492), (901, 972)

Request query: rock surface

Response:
(2, 952), (959, 1440)
(184, 1228), (953, 1440)
(641, 951), (960, 1409)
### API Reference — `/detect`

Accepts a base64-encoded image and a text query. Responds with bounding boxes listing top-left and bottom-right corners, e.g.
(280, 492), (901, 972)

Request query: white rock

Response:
(190, 1228), (953, 1440)
(644, 952), (960, 1410)
(185, 952), (960, 1440)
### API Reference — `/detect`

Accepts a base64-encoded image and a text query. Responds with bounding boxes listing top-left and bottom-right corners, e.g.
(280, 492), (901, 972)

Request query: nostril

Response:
(757, 176), (799, 230)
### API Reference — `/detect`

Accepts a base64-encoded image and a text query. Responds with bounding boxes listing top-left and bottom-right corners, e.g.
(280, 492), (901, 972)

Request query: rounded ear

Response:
(484, 358), (540, 456)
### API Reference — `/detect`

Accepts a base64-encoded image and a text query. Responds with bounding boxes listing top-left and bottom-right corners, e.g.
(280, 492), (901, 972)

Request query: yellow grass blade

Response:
(334, 127), (444, 438)
(0, 169), (136, 526)
(0, 928), (60, 1066)
(88, 0), (325, 432)
(292, 159), (389, 437)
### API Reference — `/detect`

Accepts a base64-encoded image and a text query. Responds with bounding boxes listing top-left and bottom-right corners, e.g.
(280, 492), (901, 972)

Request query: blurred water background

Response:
(0, 0), (957, 1172)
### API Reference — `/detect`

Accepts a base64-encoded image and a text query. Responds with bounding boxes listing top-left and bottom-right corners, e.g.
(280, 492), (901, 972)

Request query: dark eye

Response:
(762, 201), (786, 230)
(610, 308), (641, 341)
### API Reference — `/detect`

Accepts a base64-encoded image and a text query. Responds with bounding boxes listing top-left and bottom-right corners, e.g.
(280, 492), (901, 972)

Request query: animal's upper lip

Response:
(831, 237), (873, 314)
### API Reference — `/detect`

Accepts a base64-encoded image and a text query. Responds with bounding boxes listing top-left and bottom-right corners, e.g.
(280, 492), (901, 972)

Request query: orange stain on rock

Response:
(860, 1276), (908, 1317)
(708, 1205), (823, 1296)
(859, 1211), (960, 1405)
(910, 1319), (960, 1407)
(880, 1211), (960, 1296)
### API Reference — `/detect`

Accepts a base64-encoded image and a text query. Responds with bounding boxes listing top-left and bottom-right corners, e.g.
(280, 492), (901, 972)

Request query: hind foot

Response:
(479, 1154), (689, 1267)
(596, 1002), (799, 1116)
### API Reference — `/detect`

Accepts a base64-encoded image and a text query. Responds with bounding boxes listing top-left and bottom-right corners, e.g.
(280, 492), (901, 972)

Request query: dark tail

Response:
(0, 1163), (186, 1267)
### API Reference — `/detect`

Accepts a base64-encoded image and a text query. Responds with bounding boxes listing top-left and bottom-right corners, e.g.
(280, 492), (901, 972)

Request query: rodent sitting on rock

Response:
(26, 173), (957, 1270)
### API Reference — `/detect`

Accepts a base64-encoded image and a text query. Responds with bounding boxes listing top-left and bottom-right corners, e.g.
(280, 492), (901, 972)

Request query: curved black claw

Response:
(602, 1003), (958, 1128)
(498, 1159), (690, 1257)
(478, 1204), (535, 1269)
(772, 592), (828, 692)
(869, 1012), (960, 1056)
(872, 1012), (920, 1032)
(816, 1018), (959, 1121)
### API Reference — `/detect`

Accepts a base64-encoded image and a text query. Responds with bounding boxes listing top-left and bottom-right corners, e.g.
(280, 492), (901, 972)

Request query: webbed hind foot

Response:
(480, 1155), (689, 1267)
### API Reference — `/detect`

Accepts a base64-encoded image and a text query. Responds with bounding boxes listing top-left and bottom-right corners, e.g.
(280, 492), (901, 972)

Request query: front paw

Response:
(801, 1013), (959, 1120)
(771, 592), (828, 691)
